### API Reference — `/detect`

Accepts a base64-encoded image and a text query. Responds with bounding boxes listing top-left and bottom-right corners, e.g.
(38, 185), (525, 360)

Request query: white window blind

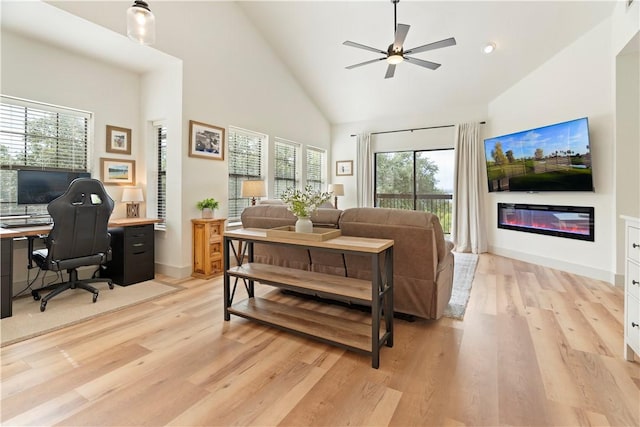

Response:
(274, 138), (300, 198)
(156, 124), (167, 222)
(0, 95), (90, 216)
(306, 146), (326, 192)
(228, 127), (266, 220)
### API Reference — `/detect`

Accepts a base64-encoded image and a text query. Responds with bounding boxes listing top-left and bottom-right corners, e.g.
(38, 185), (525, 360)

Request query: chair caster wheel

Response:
(93, 293), (98, 303)
(108, 282), (114, 290)
(32, 290), (41, 301)
(40, 301), (47, 312)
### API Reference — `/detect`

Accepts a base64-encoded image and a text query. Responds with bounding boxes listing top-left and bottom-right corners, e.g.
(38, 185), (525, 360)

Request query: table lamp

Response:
(241, 180), (266, 205)
(328, 183), (344, 209)
(122, 187), (144, 218)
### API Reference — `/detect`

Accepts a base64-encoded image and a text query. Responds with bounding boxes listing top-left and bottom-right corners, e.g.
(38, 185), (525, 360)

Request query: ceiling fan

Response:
(343, 0), (456, 79)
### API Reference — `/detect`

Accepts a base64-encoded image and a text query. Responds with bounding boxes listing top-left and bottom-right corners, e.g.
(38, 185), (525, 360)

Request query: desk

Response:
(0, 217), (161, 318)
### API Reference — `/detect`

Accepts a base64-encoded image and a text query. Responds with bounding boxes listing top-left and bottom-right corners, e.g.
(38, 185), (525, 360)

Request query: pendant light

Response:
(127, 0), (156, 45)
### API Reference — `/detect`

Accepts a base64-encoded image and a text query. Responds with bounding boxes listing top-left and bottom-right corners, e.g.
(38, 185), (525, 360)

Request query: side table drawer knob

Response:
(633, 322), (639, 329)
(633, 280), (640, 286)
(633, 243), (640, 249)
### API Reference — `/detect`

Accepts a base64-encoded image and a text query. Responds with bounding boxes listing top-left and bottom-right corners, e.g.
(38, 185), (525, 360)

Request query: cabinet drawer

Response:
(628, 260), (640, 301)
(628, 225), (640, 263)
(627, 294), (640, 354)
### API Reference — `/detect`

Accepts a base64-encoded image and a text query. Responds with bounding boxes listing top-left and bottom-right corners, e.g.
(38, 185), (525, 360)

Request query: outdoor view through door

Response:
(374, 149), (454, 234)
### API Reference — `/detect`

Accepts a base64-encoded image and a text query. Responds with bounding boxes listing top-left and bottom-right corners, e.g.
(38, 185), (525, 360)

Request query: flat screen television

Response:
(484, 117), (593, 192)
(17, 170), (91, 205)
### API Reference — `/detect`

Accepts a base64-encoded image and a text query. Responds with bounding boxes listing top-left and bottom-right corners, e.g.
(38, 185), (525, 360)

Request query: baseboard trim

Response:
(488, 245), (616, 285)
(154, 263), (192, 279)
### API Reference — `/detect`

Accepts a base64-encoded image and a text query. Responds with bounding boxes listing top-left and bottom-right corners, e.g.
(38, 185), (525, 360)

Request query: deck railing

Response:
(375, 193), (453, 234)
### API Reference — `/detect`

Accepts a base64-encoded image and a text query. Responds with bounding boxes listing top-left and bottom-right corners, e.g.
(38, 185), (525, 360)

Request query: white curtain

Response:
(452, 122), (488, 254)
(356, 132), (373, 207)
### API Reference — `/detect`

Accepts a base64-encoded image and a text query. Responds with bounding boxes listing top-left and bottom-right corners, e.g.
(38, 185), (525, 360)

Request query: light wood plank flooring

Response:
(2, 253), (639, 426)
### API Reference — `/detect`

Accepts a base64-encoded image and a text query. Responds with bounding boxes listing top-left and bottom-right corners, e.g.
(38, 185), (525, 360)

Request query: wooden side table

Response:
(192, 218), (226, 279)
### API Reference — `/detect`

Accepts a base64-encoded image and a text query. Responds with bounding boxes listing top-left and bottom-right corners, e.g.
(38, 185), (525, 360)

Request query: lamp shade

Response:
(127, 0), (156, 45)
(241, 180), (266, 198)
(122, 188), (144, 203)
(328, 183), (344, 196)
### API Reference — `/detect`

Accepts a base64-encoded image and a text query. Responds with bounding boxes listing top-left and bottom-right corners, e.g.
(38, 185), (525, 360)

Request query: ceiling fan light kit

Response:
(483, 42), (496, 54)
(343, 0), (456, 79)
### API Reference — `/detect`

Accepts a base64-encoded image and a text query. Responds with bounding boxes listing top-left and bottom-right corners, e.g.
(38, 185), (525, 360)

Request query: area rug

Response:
(0, 279), (182, 347)
(443, 252), (479, 320)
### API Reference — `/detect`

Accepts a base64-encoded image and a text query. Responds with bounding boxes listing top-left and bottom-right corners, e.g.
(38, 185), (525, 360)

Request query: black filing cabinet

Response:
(1, 238), (13, 318)
(105, 223), (155, 286)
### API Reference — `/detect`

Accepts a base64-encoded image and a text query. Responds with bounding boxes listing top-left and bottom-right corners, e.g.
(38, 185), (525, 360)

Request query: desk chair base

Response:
(37, 269), (114, 312)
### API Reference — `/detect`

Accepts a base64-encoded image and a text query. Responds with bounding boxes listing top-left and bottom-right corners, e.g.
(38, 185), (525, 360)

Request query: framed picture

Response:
(188, 120), (225, 161)
(336, 160), (353, 176)
(106, 125), (132, 155)
(100, 158), (136, 185)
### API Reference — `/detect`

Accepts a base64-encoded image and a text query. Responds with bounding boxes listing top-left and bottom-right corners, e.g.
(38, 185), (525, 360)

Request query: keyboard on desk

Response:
(0, 220), (53, 229)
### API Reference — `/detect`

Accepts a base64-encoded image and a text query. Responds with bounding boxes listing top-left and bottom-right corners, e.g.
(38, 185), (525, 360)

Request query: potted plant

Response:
(281, 185), (331, 233)
(196, 197), (219, 219)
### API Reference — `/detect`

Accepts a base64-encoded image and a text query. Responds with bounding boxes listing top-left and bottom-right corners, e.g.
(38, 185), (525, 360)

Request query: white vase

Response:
(201, 208), (213, 219)
(295, 216), (313, 233)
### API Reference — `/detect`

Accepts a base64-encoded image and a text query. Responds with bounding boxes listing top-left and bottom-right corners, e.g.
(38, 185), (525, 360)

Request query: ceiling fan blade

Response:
(343, 40), (387, 55)
(384, 64), (396, 79)
(393, 24), (410, 51)
(346, 57), (386, 70)
(404, 56), (441, 70)
(404, 37), (457, 55)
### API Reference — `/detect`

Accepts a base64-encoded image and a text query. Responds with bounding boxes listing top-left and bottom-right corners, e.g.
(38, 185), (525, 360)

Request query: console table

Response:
(223, 228), (394, 368)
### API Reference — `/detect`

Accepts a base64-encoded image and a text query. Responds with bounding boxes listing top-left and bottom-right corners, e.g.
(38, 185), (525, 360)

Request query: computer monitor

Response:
(17, 170), (91, 205)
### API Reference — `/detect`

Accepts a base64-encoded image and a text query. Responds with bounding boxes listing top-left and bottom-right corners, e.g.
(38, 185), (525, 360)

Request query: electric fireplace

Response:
(498, 203), (594, 241)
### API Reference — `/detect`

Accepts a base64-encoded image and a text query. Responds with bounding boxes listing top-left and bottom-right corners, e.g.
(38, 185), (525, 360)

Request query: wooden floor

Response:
(1, 254), (639, 426)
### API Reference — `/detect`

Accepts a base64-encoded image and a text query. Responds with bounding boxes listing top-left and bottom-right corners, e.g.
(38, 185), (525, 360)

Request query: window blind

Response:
(156, 124), (167, 222)
(0, 96), (90, 216)
(274, 138), (299, 198)
(306, 146), (326, 191)
(228, 127), (266, 220)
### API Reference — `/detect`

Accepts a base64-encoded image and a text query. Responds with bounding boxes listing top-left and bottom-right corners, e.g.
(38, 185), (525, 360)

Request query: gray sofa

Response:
(240, 205), (454, 319)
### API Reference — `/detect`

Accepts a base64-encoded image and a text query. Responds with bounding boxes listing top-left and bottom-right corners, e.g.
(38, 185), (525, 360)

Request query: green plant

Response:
(196, 197), (219, 210)
(280, 185), (331, 218)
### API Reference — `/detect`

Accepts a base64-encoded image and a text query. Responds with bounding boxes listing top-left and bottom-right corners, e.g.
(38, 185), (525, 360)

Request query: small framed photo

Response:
(189, 120), (225, 161)
(100, 158), (136, 185)
(336, 160), (353, 176)
(106, 125), (132, 155)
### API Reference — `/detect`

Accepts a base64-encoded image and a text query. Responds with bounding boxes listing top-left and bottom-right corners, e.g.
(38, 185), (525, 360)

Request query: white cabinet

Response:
(623, 216), (640, 361)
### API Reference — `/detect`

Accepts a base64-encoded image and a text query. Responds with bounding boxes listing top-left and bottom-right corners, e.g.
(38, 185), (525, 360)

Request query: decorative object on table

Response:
(196, 197), (219, 218)
(241, 180), (266, 206)
(280, 185), (332, 233)
(266, 226), (341, 241)
(328, 183), (344, 209)
(122, 187), (144, 218)
(188, 120), (225, 161)
(100, 158), (136, 185)
(126, 0), (156, 46)
(336, 160), (353, 176)
(106, 125), (132, 155)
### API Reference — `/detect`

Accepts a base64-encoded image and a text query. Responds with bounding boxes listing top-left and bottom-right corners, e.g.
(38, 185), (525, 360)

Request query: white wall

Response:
(486, 18), (615, 282)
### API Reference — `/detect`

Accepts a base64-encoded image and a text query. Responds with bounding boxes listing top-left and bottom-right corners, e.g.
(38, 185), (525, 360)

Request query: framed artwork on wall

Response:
(106, 125), (132, 155)
(100, 158), (136, 185)
(336, 160), (353, 176)
(188, 120), (225, 161)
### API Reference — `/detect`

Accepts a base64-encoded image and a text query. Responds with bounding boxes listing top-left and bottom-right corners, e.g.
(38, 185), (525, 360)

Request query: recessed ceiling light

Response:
(483, 42), (496, 54)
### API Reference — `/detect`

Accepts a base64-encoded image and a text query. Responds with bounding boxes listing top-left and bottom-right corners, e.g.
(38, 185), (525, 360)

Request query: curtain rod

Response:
(350, 121), (486, 137)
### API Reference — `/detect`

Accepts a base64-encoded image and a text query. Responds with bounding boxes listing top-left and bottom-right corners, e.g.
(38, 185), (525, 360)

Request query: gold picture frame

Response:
(336, 160), (353, 176)
(100, 158), (136, 186)
(188, 120), (225, 161)
(106, 125), (132, 155)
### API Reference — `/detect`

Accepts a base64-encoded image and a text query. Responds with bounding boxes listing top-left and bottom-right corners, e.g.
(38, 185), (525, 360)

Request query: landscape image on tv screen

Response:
(484, 117), (593, 192)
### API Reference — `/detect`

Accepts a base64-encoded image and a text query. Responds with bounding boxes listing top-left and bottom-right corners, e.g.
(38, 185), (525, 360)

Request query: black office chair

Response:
(32, 178), (115, 312)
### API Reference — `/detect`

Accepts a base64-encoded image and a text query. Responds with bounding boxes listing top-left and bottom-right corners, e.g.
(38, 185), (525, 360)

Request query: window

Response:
(306, 147), (326, 192)
(374, 148), (454, 233)
(156, 124), (167, 223)
(0, 96), (90, 216)
(228, 127), (266, 220)
(274, 138), (300, 198)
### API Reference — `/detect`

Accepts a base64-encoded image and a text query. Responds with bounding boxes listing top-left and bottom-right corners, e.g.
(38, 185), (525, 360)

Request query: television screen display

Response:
(484, 117), (593, 192)
(17, 170), (91, 205)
